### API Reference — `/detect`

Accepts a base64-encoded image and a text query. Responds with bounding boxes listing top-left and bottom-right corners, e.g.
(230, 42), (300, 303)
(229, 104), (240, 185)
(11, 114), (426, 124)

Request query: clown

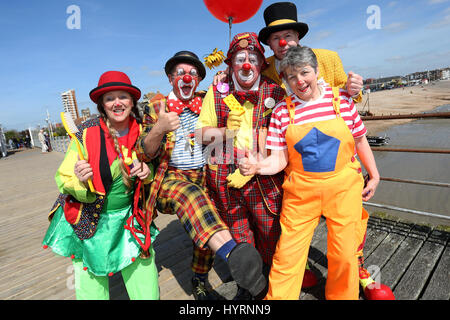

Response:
(197, 32), (286, 299)
(212, 1), (393, 299)
(42, 71), (159, 300)
(136, 51), (267, 300)
(257, 2), (393, 299)
(240, 46), (380, 300)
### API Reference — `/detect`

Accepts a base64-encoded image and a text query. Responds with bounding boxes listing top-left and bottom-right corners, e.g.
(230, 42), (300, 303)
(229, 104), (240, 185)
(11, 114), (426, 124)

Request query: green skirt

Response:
(42, 177), (159, 276)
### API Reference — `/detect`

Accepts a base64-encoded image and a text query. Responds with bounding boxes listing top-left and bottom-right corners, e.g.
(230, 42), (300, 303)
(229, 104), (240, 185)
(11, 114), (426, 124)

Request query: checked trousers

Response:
(156, 167), (227, 274)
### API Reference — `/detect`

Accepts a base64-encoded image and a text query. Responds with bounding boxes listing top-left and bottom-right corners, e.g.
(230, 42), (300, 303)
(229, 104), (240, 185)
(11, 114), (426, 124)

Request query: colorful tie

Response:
(233, 91), (259, 106)
(167, 96), (202, 115)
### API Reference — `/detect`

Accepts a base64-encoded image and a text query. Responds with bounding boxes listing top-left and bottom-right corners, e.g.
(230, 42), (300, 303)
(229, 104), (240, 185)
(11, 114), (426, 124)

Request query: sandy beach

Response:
(355, 79), (450, 135)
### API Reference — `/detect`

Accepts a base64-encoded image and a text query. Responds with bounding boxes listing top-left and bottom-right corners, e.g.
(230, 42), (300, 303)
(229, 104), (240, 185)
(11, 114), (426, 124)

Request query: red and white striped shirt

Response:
(267, 85), (366, 150)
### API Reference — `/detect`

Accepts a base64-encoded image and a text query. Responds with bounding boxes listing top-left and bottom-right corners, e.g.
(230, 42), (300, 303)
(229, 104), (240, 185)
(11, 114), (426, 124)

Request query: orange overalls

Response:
(265, 88), (364, 300)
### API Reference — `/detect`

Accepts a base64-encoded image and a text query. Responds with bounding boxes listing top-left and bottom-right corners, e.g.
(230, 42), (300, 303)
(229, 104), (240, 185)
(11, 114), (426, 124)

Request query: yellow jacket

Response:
(263, 48), (362, 103)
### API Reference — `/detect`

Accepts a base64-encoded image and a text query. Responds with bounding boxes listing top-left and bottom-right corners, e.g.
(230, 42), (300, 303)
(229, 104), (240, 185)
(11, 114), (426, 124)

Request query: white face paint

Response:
(170, 64), (200, 101)
(233, 51), (261, 85)
(177, 78), (196, 100)
(234, 51), (260, 66)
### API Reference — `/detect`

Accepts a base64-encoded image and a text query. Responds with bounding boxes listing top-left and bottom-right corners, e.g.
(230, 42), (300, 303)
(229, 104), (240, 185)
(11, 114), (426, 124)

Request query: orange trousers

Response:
(265, 164), (363, 300)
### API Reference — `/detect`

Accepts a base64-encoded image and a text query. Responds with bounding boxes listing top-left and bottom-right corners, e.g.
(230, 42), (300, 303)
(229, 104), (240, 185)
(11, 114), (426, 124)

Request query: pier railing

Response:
(363, 111), (450, 222)
(49, 136), (70, 153)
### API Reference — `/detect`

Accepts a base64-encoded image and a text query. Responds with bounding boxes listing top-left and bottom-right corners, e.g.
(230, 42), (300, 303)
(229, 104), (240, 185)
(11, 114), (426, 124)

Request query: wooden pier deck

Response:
(1, 148), (448, 300)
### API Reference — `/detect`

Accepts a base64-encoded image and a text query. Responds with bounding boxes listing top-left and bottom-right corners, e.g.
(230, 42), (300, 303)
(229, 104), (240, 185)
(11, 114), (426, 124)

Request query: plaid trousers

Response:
(156, 167), (225, 274)
(206, 163), (282, 266)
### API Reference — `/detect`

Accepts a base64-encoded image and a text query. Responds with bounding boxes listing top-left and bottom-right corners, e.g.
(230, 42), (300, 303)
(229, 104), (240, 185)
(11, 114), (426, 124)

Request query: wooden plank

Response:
(2, 149), (449, 301)
(380, 224), (431, 291)
(393, 233), (445, 300)
(420, 230), (450, 300)
(363, 222), (413, 280)
(3, 261), (73, 299)
(359, 222), (390, 257)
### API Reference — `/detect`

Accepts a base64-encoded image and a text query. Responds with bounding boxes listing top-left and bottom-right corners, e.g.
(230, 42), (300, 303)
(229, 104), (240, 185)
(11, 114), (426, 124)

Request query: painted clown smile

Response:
(177, 79), (195, 100)
(238, 69), (255, 82)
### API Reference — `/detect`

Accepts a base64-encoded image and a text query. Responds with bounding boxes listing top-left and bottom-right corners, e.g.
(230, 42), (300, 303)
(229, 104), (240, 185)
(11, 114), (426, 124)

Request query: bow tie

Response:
(167, 96), (202, 115)
(233, 91), (259, 106)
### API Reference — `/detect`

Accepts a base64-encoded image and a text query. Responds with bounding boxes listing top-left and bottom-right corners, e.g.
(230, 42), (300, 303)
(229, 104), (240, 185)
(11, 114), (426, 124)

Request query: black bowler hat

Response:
(258, 2), (309, 45)
(164, 51), (206, 79)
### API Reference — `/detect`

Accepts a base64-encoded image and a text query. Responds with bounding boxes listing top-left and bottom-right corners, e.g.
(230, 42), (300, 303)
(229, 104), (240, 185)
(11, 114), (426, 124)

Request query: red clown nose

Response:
(183, 74), (192, 83)
(243, 63), (251, 71)
(279, 39), (287, 47)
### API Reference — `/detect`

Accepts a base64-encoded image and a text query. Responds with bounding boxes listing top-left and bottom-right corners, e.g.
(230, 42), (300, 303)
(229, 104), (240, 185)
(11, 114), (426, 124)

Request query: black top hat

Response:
(164, 51), (206, 79)
(258, 2), (309, 45)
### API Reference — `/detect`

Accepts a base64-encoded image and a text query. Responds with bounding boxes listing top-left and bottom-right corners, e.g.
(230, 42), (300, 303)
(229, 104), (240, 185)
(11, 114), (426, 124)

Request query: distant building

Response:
(363, 75), (403, 91)
(441, 68), (450, 80)
(81, 108), (91, 120)
(61, 89), (79, 121)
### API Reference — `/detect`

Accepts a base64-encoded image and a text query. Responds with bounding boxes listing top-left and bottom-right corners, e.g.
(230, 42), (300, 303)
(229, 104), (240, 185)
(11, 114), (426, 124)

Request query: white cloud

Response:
(427, 13), (450, 28)
(310, 30), (333, 42)
(147, 70), (165, 77)
(385, 55), (406, 63)
(299, 9), (326, 20)
(383, 22), (408, 32)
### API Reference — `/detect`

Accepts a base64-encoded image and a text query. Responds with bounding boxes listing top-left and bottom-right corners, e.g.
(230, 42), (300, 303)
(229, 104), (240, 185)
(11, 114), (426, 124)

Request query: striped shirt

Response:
(267, 85), (366, 150)
(169, 108), (205, 170)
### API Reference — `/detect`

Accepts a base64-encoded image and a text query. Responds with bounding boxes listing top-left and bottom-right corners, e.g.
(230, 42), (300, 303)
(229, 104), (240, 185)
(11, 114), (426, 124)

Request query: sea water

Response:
(365, 104), (450, 224)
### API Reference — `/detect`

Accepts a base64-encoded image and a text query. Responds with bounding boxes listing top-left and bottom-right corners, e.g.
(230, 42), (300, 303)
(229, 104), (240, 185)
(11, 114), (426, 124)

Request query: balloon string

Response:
(228, 16), (233, 44)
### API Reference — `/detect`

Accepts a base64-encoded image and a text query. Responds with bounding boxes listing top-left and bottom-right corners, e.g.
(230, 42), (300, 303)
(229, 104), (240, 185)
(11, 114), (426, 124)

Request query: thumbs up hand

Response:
(226, 148), (258, 189)
(156, 99), (180, 134)
(346, 71), (363, 97)
(238, 147), (259, 176)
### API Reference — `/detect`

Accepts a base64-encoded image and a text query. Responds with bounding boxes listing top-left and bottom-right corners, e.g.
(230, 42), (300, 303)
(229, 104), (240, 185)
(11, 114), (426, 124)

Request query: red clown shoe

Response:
(359, 267), (395, 300)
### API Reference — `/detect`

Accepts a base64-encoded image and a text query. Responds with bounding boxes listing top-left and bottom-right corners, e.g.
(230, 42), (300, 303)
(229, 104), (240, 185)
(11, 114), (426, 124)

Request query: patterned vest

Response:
(144, 94), (205, 217)
(48, 117), (143, 241)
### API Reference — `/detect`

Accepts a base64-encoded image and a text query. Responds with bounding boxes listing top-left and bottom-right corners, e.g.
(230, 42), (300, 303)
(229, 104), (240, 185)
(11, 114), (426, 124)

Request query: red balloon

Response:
(203, 0), (263, 24)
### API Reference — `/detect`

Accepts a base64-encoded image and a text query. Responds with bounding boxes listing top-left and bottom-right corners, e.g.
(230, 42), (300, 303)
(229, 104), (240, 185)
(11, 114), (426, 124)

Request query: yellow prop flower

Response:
(204, 48), (225, 70)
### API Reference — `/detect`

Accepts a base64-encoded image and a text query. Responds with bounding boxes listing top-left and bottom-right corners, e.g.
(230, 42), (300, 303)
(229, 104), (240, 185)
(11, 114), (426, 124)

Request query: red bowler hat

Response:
(89, 71), (141, 104)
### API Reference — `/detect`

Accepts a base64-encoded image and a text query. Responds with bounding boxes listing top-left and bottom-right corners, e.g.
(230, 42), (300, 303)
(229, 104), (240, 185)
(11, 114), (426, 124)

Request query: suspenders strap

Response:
(331, 87), (341, 117)
(285, 96), (295, 124)
(286, 86), (341, 124)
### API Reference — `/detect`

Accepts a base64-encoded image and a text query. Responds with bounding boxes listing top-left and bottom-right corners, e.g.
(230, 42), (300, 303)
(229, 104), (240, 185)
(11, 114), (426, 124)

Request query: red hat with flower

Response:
(224, 32), (268, 70)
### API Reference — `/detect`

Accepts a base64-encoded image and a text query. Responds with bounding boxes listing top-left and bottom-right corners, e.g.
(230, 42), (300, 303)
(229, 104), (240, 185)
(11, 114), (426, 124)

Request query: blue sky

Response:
(1, 0), (449, 130)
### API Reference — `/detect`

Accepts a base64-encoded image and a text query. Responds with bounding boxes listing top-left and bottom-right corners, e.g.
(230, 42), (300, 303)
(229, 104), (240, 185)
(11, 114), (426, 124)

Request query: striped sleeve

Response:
(339, 89), (367, 138)
(266, 101), (288, 150)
